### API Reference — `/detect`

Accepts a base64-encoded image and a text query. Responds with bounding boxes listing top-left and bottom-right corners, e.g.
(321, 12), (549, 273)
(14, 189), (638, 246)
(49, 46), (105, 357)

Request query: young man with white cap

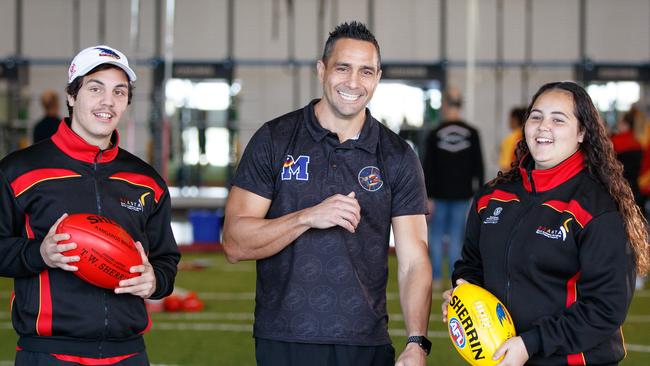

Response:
(0, 45), (180, 365)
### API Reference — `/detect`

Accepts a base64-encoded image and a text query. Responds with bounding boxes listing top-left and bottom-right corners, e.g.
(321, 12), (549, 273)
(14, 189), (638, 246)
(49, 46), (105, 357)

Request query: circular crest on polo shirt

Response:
(358, 166), (384, 192)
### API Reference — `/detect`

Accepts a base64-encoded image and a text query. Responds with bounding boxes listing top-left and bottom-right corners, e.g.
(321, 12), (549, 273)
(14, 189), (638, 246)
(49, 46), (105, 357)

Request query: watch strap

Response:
(406, 335), (431, 355)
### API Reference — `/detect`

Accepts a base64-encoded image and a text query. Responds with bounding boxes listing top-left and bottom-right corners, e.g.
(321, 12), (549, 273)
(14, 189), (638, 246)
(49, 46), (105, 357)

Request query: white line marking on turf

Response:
(157, 312), (255, 320)
(146, 323), (650, 353)
(1, 320), (649, 354)
(154, 322), (253, 332)
(1, 289), (649, 299)
(626, 344), (650, 352)
(197, 292), (255, 300)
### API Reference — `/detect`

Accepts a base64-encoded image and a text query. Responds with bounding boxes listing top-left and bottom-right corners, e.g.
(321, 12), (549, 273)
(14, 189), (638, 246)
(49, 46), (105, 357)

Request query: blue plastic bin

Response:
(188, 209), (223, 243)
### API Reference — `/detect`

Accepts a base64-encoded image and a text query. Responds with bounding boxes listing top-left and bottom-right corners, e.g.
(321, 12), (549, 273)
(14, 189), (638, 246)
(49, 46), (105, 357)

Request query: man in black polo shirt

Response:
(223, 21), (432, 366)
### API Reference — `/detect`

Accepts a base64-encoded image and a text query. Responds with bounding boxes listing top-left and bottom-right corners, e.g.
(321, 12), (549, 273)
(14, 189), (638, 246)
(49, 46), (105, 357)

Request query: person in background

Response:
(498, 106), (526, 172)
(612, 109), (648, 291)
(443, 81), (648, 365)
(611, 109), (644, 209)
(422, 87), (484, 290)
(32, 89), (62, 143)
(223, 21), (432, 366)
(0, 45), (180, 365)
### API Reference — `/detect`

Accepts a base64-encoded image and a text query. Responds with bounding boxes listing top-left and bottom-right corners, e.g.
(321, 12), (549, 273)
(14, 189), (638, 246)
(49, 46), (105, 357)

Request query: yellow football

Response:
(447, 283), (517, 366)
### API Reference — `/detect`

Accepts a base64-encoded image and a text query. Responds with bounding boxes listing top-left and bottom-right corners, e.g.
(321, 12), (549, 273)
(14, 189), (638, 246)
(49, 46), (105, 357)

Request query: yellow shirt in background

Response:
(499, 129), (522, 172)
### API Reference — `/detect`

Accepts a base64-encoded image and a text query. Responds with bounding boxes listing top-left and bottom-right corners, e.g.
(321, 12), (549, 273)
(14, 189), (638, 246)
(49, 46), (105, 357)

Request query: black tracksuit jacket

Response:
(453, 151), (636, 366)
(422, 120), (484, 199)
(0, 120), (180, 358)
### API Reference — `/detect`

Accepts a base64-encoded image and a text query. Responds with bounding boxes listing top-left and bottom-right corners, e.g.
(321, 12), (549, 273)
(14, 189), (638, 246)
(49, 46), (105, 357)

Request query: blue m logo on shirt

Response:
(281, 155), (310, 181)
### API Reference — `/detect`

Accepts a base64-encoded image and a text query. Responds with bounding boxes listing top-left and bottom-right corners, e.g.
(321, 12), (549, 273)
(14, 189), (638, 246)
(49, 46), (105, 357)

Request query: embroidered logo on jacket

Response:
(358, 166), (383, 192)
(281, 155), (310, 181)
(120, 192), (149, 212)
(483, 207), (502, 224)
(535, 218), (571, 241)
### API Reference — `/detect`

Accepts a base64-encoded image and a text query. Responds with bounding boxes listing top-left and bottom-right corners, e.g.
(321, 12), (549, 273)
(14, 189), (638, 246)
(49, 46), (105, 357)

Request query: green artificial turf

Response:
(0, 253), (648, 365)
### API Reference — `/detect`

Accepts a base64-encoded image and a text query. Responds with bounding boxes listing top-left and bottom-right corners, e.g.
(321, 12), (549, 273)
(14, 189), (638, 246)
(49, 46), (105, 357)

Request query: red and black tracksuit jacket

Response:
(453, 151), (636, 366)
(0, 119), (180, 359)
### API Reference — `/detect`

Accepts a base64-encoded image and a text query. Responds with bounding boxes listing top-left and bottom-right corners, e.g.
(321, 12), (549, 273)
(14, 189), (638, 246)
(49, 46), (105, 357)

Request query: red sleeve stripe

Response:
(11, 169), (81, 197)
(109, 173), (164, 202)
(25, 214), (34, 239)
(52, 353), (138, 365)
(567, 353), (586, 365)
(565, 271), (581, 308)
(542, 200), (593, 228)
(36, 270), (53, 336)
(477, 189), (520, 212)
(565, 272), (585, 365)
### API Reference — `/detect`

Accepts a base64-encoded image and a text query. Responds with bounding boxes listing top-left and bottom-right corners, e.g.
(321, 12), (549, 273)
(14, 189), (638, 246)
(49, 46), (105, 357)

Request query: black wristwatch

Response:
(407, 335), (431, 355)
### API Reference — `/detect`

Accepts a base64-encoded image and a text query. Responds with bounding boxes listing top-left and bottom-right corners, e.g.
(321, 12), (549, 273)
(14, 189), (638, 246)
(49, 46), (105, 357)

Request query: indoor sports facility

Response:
(1, 1), (650, 365)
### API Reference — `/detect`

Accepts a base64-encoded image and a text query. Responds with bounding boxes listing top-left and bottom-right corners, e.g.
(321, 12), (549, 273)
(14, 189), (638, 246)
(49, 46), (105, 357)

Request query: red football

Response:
(56, 213), (142, 289)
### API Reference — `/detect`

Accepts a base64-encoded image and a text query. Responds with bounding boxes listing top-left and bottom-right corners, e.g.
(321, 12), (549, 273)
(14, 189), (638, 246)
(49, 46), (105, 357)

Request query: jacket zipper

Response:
(505, 171), (536, 307)
(93, 150), (103, 214)
(94, 150), (107, 356)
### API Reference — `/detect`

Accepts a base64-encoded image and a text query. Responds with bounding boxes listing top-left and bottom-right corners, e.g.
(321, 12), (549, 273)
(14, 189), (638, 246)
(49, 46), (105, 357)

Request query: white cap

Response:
(68, 45), (136, 83)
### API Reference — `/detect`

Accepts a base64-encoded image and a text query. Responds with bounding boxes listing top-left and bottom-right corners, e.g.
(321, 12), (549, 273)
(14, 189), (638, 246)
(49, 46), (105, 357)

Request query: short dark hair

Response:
(321, 21), (381, 68)
(443, 90), (463, 109)
(622, 108), (637, 130)
(510, 107), (526, 127)
(65, 64), (134, 117)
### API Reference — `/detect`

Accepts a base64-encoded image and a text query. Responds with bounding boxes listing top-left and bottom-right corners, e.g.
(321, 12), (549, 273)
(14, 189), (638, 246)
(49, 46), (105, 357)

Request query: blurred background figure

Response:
(612, 107), (648, 290)
(611, 108), (644, 209)
(498, 107), (526, 172)
(422, 86), (484, 290)
(32, 89), (61, 143)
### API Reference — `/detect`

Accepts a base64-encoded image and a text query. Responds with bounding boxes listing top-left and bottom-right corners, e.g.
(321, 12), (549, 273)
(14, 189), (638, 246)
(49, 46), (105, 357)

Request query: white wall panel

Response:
(375, 0), (439, 62)
(23, 0), (74, 58)
(235, 0), (288, 59)
(0, 0), (16, 57)
(586, 0), (650, 62)
(447, 0), (497, 61)
(335, 1), (367, 26)
(530, 0), (579, 61)
(294, 0), (320, 60)
(502, 0), (525, 61)
(172, 0), (228, 59)
(78, 0), (100, 51)
(132, 0), (157, 58)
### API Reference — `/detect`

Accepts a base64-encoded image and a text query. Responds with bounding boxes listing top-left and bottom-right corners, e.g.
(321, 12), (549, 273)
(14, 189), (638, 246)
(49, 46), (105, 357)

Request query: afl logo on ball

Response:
(358, 166), (383, 192)
(449, 317), (467, 348)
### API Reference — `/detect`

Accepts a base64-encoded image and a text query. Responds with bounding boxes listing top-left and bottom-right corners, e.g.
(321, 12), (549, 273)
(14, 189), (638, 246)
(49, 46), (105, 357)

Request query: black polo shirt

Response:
(232, 100), (428, 346)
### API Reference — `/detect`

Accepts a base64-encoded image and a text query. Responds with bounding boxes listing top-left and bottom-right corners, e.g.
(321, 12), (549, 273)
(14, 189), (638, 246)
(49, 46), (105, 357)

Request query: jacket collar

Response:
(303, 99), (379, 153)
(519, 150), (585, 193)
(51, 118), (120, 163)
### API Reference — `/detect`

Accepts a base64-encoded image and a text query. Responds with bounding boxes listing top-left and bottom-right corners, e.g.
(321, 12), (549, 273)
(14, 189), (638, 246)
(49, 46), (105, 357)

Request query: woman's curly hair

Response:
(493, 81), (649, 274)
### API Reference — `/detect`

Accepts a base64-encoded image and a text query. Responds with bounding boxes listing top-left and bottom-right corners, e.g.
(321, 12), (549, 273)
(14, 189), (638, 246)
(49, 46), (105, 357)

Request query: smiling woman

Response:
(446, 81), (650, 366)
(524, 90), (585, 170)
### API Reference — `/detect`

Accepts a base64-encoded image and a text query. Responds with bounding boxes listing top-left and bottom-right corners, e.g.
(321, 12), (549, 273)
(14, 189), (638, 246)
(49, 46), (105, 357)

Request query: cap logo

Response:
(68, 63), (77, 77)
(95, 47), (121, 60)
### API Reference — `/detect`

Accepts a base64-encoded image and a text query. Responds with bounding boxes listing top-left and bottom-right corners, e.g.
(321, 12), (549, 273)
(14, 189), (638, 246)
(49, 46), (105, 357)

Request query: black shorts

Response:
(255, 338), (395, 366)
(15, 350), (149, 366)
